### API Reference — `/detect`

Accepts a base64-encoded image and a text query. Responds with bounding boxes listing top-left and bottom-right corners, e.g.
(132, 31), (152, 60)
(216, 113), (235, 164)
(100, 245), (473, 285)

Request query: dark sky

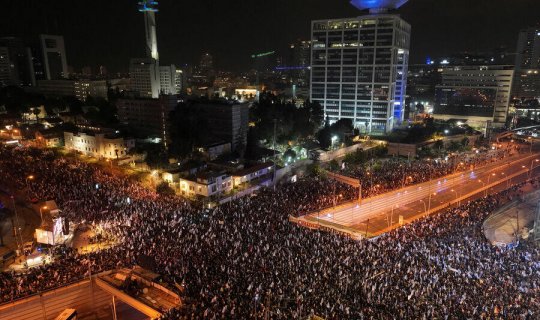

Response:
(2, 0), (540, 73)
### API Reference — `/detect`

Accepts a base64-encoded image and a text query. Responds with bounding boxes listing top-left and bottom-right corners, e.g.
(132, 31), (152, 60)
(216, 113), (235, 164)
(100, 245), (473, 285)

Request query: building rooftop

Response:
(233, 162), (274, 177)
(350, 0), (408, 13)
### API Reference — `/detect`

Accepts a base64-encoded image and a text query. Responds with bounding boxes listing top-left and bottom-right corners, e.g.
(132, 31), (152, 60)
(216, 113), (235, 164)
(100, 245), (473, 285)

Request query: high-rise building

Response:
(0, 47), (11, 87)
(512, 25), (540, 99)
(39, 34), (68, 80)
(433, 65), (514, 128)
(129, 58), (160, 98)
(310, 0), (410, 134)
(139, 0), (159, 61)
(129, 1), (161, 98)
(159, 64), (180, 95)
(187, 100), (250, 151)
(0, 37), (36, 86)
(116, 95), (180, 146)
(200, 53), (213, 72)
(288, 40), (311, 87)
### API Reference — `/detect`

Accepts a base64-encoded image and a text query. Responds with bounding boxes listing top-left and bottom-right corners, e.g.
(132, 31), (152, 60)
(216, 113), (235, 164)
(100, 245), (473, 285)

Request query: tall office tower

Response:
(0, 47), (11, 86)
(310, 0), (410, 134)
(0, 37), (36, 86)
(513, 25), (540, 99)
(159, 64), (181, 94)
(130, 58), (160, 98)
(289, 40), (311, 87)
(200, 53), (213, 72)
(139, 1), (159, 61)
(39, 34), (68, 80)
(131, 1), (161, 98)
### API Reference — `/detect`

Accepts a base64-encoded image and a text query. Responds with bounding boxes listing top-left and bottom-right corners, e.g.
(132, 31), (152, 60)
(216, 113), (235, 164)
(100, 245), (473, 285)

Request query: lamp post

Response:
(420, 199), (427, 214)
(39, 206), (48, 226)
(529, 159), (539, 178)
(478, 180), (487, 196)
(427, 192), (435, 213)
(25, 175), (34, 190)
(450, 189), (460, 206)
(390, 204), (399, 226)
(331, 136), (338, 150)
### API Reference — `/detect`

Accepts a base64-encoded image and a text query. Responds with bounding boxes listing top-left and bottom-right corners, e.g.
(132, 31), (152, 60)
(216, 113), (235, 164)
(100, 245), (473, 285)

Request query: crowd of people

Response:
(338, 148), (515, 198)
(0, 145), (539, 319)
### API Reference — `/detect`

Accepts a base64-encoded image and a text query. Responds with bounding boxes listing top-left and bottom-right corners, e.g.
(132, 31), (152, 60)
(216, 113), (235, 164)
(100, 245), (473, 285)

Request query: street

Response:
(307, 153), (540, 236)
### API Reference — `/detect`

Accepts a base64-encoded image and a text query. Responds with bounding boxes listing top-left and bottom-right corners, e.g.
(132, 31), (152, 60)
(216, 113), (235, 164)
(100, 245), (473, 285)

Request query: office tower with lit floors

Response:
(513, 25), (540, 100)
(310, 0), (410, 134)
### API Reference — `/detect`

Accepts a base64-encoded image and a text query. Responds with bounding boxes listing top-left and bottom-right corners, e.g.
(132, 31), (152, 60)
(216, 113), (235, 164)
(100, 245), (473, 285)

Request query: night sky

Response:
(2, 0), (540, 73)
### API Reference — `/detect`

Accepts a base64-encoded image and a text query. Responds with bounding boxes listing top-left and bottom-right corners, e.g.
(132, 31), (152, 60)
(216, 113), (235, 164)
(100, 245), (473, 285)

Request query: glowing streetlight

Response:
(39, 206), (48, 226)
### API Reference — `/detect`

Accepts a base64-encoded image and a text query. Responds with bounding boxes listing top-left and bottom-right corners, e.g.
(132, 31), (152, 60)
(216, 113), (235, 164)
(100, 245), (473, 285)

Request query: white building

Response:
(433, 65), (514, 128)
(179, 172), (232, 198)
(64, 131), (135, 159)
(310, 6), (410, 134)
(232, 162), (273, 187)
(159, 64), (182, 94)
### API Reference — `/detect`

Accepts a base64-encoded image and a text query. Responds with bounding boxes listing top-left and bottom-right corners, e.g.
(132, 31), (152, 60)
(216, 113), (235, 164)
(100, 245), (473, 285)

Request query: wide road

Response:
(308, 152), (540, 235)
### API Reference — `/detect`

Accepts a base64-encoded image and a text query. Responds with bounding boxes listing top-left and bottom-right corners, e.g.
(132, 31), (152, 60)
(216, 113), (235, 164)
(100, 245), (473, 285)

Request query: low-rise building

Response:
(178, 171), (232, 198)
(232, 162), (274, 187)
(35, 128), (64, 147)
(197, 141), (231, 160)
(64, 130), (135, 159)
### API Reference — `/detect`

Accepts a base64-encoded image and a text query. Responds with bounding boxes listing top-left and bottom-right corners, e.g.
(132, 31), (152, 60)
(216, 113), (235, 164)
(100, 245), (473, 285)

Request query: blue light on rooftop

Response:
(138, 1), (158, 12)
(350, 0), (408, 11)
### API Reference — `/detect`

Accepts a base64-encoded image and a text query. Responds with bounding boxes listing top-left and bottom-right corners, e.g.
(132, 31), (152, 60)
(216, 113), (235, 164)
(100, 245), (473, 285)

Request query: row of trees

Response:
(0, 85), (120, 126)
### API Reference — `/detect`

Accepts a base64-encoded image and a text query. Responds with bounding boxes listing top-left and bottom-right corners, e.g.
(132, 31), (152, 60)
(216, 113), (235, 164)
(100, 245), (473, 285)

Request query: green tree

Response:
(156, 181), (175, 196)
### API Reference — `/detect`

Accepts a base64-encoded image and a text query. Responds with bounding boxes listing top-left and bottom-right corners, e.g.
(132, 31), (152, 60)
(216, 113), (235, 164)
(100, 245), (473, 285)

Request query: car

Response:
(23, 241), (35, 255)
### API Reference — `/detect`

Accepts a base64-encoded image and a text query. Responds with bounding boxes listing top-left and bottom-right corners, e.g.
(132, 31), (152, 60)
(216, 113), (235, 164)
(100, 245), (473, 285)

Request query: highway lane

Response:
(310, 153), (540, 229)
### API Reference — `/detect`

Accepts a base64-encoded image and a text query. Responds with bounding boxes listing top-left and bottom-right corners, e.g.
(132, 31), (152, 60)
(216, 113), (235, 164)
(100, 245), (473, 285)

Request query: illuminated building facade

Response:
(433, 65), (514, 128)
(310, 0), (410, 133)
(513, 26), (540, 99)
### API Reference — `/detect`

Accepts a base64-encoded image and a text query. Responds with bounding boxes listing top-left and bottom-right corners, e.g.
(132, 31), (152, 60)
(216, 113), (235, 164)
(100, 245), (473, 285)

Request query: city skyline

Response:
(2, 0), (540, 72)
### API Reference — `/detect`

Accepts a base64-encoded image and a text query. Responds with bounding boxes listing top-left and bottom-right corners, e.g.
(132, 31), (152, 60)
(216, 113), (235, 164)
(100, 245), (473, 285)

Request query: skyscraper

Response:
(0, 37), (36, 86)
(139, 0), (159, 61)
(512, 25), (540, 99)
(129, 1), (161, 98)
(129, 58), (160, 98)
(310, 0), (410, 134)
(39, 34), (68, 80)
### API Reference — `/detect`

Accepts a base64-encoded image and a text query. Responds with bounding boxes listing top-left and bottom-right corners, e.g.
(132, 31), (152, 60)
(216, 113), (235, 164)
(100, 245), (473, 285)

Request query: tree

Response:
(433, 139), (444, 152)
(156, 182), (175, 196)
(283, 149), (297, 162)
(316, 123), (332, 150)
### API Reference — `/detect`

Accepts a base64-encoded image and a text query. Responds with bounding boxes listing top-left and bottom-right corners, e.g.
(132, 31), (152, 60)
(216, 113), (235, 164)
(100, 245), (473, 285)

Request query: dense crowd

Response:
(338, 148), (515, 198)
(1, 145), (539, 319)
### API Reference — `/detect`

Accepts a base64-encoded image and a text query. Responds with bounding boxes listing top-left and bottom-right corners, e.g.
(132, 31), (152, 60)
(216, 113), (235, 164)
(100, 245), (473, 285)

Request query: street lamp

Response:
(390, 204), (399, 226)
(26, 175), (34, 190)
(331, 136), (338, 150)
(529, 159), (540, 178)
(427, 192), (436, 213)
(450, 189), (458, 199)
(419, 199), (427, 214)
(39, 206), (48, 226)
(487, 173), (496, 185)
(478, 180), (487, 196)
